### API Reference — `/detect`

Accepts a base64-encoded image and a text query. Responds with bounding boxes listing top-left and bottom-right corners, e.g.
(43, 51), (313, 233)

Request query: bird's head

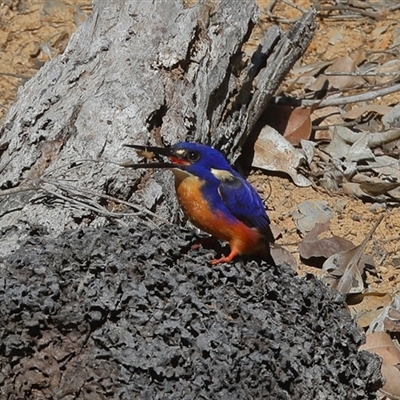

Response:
(124, 142), (235, 181)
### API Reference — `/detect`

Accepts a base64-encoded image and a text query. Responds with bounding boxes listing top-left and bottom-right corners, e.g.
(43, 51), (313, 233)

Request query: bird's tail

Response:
(258, 238), (276, 266)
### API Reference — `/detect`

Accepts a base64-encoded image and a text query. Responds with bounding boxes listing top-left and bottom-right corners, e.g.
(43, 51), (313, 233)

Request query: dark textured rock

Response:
(0, 223), (382, 399)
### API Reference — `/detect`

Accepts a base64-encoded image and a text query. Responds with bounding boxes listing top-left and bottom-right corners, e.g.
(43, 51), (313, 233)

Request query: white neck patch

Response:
(210, 168), (234, 181)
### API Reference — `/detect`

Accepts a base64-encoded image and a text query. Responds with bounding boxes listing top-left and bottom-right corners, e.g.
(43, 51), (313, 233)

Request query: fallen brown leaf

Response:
(321, 215), (384, 294)
(380, 363), (400, 400)
(360, 331), (400, 399)
(360, 331), (400, 367)
(367, 296), (400, 334)
(385, 307), (400, 332)
(292, 202), (334, 235)
(270, 244), (297, 271)
(283, 103), (319, 146)
(349, 292), (393, 329)
(299, 222), (354, 260)
(252, 125), (312, 187)
(325, 55), (366, 90)
(309, 55), (366, 92)
(360, 181), (400, 197)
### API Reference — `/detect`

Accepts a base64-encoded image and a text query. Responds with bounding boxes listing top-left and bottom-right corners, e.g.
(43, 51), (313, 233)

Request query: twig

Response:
(313, 121), (359, 132)
(335, 214), (384, 294)
(1, 157), (174, 226)
(0, 180), (41, 197)
(43, 188), (128, 217)
(0, 71), (30, 80)
(317, 5), (381, 20)
(42, 158), (131, 180)
(272, 82), (400, 108)
(42, 179), (172, 226)
(0, 177), (172, 229)
(317, 13), (369, 20)
(39, 159), (175, 224)
(325, 71), (400, 77)
(281, 0), (307, 13)
(264, 0), (304, 24)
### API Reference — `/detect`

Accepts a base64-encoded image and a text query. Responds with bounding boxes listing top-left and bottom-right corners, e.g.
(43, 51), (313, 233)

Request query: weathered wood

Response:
(0, 0), (316, 254)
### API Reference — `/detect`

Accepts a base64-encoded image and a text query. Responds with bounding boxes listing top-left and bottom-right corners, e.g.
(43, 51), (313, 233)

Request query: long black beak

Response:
(122, 143), (176, 169)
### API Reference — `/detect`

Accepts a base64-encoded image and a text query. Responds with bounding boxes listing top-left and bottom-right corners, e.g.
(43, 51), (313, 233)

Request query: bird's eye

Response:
(187, 151), (200, 162)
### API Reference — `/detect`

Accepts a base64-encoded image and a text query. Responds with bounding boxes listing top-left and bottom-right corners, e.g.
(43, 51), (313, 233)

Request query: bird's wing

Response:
(218, 174), (274, 241)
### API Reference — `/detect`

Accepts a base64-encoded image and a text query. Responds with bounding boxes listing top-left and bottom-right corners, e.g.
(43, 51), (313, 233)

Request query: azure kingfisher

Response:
(124, 142), (274, 265)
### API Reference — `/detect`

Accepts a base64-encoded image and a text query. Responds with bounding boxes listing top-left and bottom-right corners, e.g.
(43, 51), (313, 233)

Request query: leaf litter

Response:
(320, 215), (383, 295)
(253, 1), (400, 396)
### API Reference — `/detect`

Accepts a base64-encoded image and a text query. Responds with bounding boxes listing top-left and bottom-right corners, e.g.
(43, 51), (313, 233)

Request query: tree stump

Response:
(0, 0), (315, 253)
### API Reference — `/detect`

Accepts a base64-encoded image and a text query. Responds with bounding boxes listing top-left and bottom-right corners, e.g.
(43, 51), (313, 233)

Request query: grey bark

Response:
(0, 0), (316, 255)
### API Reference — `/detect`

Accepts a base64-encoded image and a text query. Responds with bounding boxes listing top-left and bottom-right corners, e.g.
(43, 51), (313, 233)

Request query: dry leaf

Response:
(291, 201), (334, 235)
(360, 332), (400, 365)
(270, 245), (297, 271)
(324, 126), (351, 159)
(325, 126), (375, 162)
(263, 103), (319, 146)
(342, 182), (384, 201)
(312, 106), (344, 139)
(343, 104), (392, 120)
(366, 129), (400, 148)
(269, 223), (282, 241)
(325, 55), (366, 90)
(380, 363), (400, 400)
(368, 156), (400, 181)
(328, 30), (343, 45)
(360, 181), (400, 197)
(321, 215), (384, 294)
(299, 222), (354, 261)
(349, 292), (393, 329)
(346, 133), (375, 162)
(253, 125), (312, 187)
(322, 248), (365, 294)
(283, 103), (320, 146)
(309, 55), (365, 92)
(360, 331), (400, 365)
(291, 60), (332, 76)
(300, 140), (316, 166)
(383, 104), (400, 129)
(368, 296), (400, 334)
(360, 331), (400, 399)
(385, 308), (400, 332)
(328, 125), (400, 149)
(263, 105), (293, 136)
(365, 58), (400, 86)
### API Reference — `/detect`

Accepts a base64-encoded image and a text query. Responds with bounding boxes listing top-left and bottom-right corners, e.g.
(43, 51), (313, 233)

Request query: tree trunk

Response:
(0, 0), (315, 255)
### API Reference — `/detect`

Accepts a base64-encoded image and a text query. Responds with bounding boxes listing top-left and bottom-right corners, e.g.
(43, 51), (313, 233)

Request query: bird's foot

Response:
(209, 251), (238, 265)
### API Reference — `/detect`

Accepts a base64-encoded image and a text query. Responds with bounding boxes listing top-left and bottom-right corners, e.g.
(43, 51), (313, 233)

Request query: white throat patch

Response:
(172, 168), (195, 183)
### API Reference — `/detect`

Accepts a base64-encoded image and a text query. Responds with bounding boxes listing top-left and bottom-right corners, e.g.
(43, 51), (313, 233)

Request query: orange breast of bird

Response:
(172, 169), (263, 256)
